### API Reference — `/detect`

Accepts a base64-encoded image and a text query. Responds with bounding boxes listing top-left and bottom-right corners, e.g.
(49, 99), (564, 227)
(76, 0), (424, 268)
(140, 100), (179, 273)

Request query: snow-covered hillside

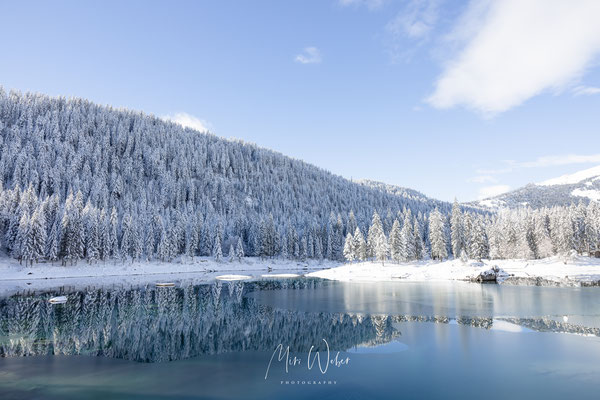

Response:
(0, 88), (453, 267)
(471, 165), (600, 210)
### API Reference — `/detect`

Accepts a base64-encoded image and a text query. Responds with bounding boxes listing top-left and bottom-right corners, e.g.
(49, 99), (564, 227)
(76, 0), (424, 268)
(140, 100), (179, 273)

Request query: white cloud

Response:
(573, 85), (600, 96)
(386, 0), (440, 39)
(294, 47), (322, 64)
(161, 112), (209, 132)
(478, 184), (511, 200)
(468, 175), (497, 184)
(477, 154), (600, 175)
(338, 0), (386, 10)
(427, 0), (600, 114)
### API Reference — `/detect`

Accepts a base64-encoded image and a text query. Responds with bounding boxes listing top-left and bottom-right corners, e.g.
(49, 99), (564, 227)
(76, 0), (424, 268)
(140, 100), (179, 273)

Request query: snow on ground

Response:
(572, 187), (600, 201)
(538, 165), (600, 186)
(308, 255), (600, 285)
(0, 256), (341, 295)
(2, 254), (600, 295)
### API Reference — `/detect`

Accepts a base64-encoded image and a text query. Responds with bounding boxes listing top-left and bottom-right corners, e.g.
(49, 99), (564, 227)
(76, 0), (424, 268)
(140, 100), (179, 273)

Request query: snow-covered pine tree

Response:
(367, 211), (384, 260)
(389, 219), (402, 263)
(228, 244), (235, 262)
(120, 213), (134, 262)
(400, 212), (415, 261)
(235, 237), (245, 261)
(16, 212), (30, 265)
(367, 211), (388, 264)
(109, 207), (119, 260)
(469, 217), (489, 261)
(28, 207), (47, 265)
(413, 217), (424, 260)
(450, 199), (464, 259)
(353, 227), (367, 261)
(213, 231), (223, 262)
(343, 232), (355, 262)
(428, 208), (447, 261)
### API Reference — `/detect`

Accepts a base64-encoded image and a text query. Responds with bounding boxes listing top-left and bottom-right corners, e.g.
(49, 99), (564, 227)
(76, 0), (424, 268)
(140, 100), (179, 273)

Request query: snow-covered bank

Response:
(0, 257), (340, 294)
(307, 256), (600, 286)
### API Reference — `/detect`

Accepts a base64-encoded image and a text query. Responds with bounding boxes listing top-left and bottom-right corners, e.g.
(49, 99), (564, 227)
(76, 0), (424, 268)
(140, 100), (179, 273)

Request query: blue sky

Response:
(2, 0), (600, 202)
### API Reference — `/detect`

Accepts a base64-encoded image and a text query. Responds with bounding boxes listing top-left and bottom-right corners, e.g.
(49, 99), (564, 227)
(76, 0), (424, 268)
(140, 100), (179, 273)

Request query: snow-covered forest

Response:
(0, 89), (598, 268)
(0, 89), (450, 267)
(344, 200), (600, 264)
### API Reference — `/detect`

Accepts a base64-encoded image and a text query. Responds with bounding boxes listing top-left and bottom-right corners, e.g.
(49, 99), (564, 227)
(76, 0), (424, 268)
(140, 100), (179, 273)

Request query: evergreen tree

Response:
(228, 244), (235, 262)
(450, 199), (464, 259)
(368, 211), (388, 264)
(213, 231), (223, 262)
(353, 227), (367, 261)
(389, 219), (402, 263)
(429, 208), (448, 261)
(343, 232), (355, 262)
(400, 212), (415, 261)
(235, 237), (245, 261)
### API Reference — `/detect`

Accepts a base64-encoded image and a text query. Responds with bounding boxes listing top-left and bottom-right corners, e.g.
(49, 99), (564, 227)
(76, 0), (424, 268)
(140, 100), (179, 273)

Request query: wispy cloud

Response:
(386, 0), (441, 40)
(478, 184), (511, 200)
(338, 0), (386, 11)
(476, 154), (600, 175)
(384, 0), (442, 62)
(572, 85), (600, 96)
(294, 47), (322, 64)
(468, 175), (497, 184)
(427, 0), (600, 114)
(161, 112), (210, 132)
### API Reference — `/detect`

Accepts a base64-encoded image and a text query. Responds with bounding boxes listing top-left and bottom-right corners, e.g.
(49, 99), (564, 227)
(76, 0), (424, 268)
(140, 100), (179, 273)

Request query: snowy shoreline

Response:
(2, 255), (600, 295)
(308, 256), (600, 287)
(0, 257), (341, 295)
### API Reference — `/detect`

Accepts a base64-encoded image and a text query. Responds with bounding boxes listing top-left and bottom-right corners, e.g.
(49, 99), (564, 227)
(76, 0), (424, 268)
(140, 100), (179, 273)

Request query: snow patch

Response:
(491, 320), (532, 333)
(308, 256), (600, 285)
(572, 188), (600, 201)
(215, 274), (253, 281)
(49, 296), (68, 304)
(261, 273), (300, 278)
(538, 165), (600, 186)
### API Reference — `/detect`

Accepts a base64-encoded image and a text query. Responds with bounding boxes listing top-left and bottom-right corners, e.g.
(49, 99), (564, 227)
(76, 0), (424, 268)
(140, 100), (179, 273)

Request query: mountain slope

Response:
(472, 165), (600, 210)
(0, 88), (451, 263)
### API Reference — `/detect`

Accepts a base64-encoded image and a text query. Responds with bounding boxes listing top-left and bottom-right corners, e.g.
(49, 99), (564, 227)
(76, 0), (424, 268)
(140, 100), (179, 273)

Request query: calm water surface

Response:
(1, 278), (599, 399)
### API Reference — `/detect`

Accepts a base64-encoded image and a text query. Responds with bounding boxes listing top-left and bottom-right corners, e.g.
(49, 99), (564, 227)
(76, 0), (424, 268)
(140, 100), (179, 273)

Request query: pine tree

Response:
(368, 211), (388, 264)
(353, 227), (367, 261)
(29, 207), (47, 264)
(213, 231), (223, 262)
(389, 219), (402, 263)
(343, 232), (355, 262)
(109, 207), (119, 259)
(46, 216), (60, 263)
(469, 218), (489, 261)
(235, 237), (245, 261)
(400, 212), (415, 261)
(228, 244), (235, 262)
(450, 199), (464, 259)
(16, 212), (30, 265)
(120, 213), (134, 261)
(429, 208), (447, 261)
(413, 218), (424, 260)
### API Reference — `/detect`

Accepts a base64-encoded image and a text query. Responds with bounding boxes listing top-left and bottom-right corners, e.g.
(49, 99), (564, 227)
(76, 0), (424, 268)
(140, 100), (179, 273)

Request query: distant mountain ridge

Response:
(471, 165), (600, 210)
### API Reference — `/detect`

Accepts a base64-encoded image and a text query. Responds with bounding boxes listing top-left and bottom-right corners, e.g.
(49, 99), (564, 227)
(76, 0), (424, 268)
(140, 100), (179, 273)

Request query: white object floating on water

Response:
(49, 296), (67, 304)
(155, 282), (176, 287)
(563, 315), (569, 322)
(261, 273), (300, 278)
(215, 274), (252, 281)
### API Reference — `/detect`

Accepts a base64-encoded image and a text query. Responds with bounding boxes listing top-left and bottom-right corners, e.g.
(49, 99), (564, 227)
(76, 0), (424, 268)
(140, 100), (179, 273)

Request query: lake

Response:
(1, 278), (599, 399)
